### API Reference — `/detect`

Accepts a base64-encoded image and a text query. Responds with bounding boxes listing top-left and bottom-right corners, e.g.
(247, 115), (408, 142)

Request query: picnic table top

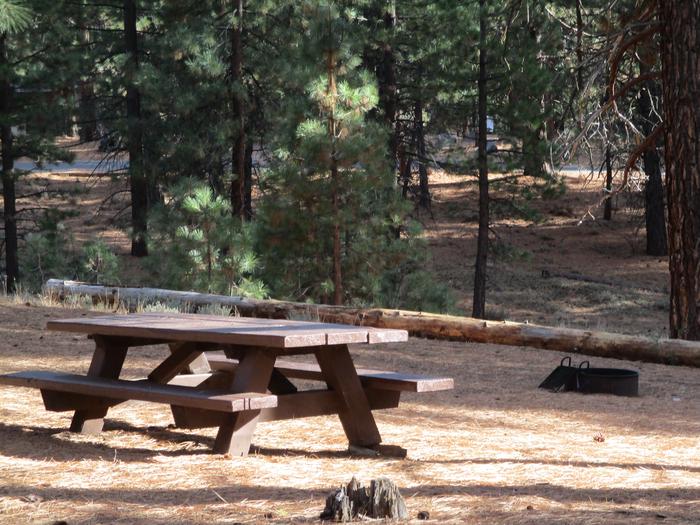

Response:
(46, 312), (408, 349)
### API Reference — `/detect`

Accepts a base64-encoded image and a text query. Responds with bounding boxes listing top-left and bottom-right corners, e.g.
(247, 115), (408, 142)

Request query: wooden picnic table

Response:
(0, 313), (453, 456)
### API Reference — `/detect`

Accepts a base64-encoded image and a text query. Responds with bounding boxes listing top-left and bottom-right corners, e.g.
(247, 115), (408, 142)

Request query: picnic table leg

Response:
(315, 344), (382, 448)
(69, 336), (128, 434)
(213, 348), (275, 456)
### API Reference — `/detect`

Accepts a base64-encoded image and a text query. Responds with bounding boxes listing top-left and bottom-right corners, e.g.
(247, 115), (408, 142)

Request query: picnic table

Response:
(0, 313), (454, 455)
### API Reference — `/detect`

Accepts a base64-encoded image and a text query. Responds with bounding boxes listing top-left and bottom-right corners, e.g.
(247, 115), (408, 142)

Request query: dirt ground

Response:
(0, 300), (698, 524)
(421, 167), (669, 337)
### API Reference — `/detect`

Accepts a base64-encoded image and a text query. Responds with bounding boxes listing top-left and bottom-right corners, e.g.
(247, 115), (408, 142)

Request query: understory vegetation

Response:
(2, 0), (695, 331)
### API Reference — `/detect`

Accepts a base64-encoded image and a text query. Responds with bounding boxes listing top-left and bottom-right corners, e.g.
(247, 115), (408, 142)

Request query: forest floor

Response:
(420, 165), (668, 337)
(0, 300), (698, 524)
(1, 140), (690, 524)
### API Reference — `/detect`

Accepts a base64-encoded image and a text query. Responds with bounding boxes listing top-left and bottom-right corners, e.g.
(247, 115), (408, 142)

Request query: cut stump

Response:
(320, 477), (407, 522)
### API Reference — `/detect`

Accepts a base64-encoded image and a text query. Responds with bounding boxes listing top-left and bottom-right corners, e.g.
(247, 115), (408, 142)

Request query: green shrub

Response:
(79, 240), (120, 284)
(19, 211), (121, 292)
(20, 229), (73, 291)
(146, 180), (268, 298)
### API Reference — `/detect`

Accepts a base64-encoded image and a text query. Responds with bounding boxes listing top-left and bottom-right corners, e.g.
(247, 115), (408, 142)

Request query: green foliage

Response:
(80, 241), (120, 284)
(196, 303), (234, 316)
(20, 230), (73, 292)
(18, 211), (120, 291)
(4, 0), (608, 317)
(0, 0), (32, 33)
(139, 301), (182, 314)
(147, 180), (267, 298)
(380, 259), (456, 313)
(255, 3), (451, 312)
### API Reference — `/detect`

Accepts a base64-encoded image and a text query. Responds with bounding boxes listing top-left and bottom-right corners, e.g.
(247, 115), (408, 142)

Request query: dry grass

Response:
(0, 300), (698, 524)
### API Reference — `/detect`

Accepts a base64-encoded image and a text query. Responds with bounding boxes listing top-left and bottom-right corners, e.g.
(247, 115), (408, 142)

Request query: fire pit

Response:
(577, 366), (639, 397)
(539, 358), (639, 397)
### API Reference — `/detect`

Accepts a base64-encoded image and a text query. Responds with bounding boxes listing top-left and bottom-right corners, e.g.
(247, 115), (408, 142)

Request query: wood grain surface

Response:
(47, 313), (408, 349)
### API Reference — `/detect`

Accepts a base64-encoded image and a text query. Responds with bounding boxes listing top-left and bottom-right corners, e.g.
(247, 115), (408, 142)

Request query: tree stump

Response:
(370, 478), (408, 519)
(320, 477), (407, 522)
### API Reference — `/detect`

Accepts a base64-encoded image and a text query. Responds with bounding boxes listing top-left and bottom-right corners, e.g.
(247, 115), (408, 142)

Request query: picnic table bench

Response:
(0, 313), (454, 456)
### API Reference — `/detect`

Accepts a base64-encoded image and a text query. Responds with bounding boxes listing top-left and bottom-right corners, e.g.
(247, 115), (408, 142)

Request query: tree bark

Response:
(603, 144), (613, 220)
(229, 0), (246, 220)
(244, 137), (253, 220)
(377, 2), (397, 168)
(78, 81), (99, 142)
(636, 68), (667, 256)
(575, 0), (583, 92)
(0, 34), (19, 292)
(472, 0), (489, 319)
(77, 10), (98, 142)
(414, 98), (430, 210)
(326, 49), (343, 305)
(661, 1), (700, 340)
(124, 0), (147, 256)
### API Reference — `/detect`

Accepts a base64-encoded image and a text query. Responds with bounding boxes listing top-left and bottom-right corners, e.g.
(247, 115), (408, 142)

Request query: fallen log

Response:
(44, 279), (700, 368)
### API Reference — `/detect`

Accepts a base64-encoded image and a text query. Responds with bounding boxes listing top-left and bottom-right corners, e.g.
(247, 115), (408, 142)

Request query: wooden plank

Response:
(315, 345), (382, 447)
(213, 348), (276, 455)
(167, 373), (217, 388)
(70, 336), (128, 434)
(186, 352), (212, 374)
(207, 354), (454, 393)
(170, 405), (224, 429)
(41, 390), (120, 412)
(169, 388), (401, 428)
(168, 371), (232, 428)
(259, 388), (400, 423)
(47, 313), (408, 349)
(148, 342), (203, 384)
(0, 371), (278, 412)
(86, 335), (171, 347)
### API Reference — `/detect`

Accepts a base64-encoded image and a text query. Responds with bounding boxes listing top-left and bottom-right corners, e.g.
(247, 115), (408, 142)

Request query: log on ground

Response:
(44, 279), (700, 368)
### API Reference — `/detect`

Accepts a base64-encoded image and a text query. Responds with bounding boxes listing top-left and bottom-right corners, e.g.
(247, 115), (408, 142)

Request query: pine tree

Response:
(256, 2), (436, 307)
(0, 0), (76, 292)
(661, 1), (700, 339)
(472, 0), (489, 319)
(147, 179), (265, 297)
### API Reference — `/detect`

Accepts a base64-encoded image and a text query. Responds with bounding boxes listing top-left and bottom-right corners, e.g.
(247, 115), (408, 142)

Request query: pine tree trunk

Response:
(210, 158), (225, 195)
(637, 71), (667, 256)
(521, 25), (546, 178)
(472, 0), (489, 319)
(78, 81), (99, 142)
(377, 2), (397, 168)
(230, 0), (246, 220)
(603, 144), (613, 220)
(77, 17), (98, 142)
(575, 0), (583, 92)
(244, 137), (253, 220)
(327, 50), (343, 305)
(0, 34), (19, 292)
(661, 1), (700, 339)
(414, 98), (430, 210)
(124, 0), (147, 256)
(399, 145), (411, 198)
